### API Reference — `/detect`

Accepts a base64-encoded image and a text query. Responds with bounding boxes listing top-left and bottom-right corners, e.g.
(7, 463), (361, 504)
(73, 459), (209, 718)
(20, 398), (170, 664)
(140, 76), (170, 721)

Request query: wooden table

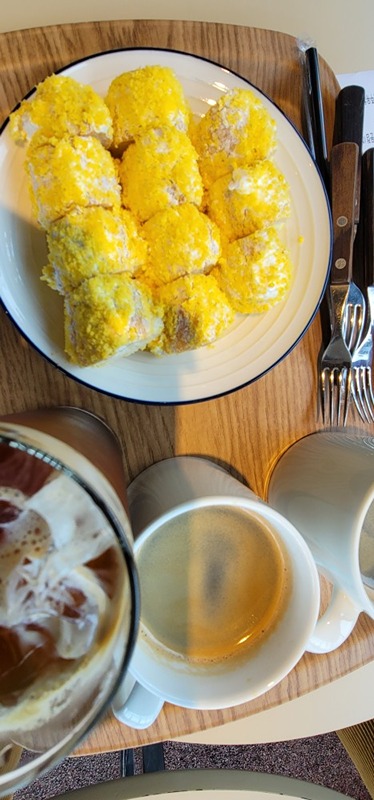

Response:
(0, 19), (373, 753)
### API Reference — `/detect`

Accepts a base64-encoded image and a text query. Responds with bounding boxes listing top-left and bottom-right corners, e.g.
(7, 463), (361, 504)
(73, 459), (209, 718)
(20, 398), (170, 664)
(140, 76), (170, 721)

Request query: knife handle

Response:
(333, 85), (365, 224)
(361, 147), (374, 287)
(330, 141), (359, 284)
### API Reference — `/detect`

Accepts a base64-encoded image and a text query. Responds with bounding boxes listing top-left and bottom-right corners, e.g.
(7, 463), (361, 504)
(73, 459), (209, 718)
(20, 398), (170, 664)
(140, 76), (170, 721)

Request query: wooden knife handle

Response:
(330, 141), (359, 284)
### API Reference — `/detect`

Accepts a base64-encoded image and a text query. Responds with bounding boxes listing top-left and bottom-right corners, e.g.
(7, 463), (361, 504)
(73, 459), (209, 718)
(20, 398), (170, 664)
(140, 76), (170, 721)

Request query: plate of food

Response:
(0, 47), (331, 404)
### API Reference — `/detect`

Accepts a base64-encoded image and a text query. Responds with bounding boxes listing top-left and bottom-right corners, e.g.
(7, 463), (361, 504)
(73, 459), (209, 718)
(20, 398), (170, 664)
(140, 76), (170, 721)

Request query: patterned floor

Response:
(13, 733), (371, 800)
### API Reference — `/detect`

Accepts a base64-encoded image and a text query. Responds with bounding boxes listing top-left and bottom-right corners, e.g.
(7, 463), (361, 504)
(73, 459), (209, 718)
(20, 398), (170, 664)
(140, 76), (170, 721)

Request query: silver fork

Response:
(320, 141), (359, 425)
(344, 286), (366, 352)
(351, 148), (374, 422)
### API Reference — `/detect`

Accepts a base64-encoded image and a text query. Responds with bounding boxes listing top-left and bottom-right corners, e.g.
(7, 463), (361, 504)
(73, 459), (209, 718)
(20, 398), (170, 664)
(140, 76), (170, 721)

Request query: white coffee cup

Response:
(112, 455), (346, 730)
(267, 431), (374, 654)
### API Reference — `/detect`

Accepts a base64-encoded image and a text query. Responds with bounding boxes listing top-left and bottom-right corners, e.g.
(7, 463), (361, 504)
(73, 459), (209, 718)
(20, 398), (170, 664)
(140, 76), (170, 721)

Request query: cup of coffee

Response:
(0, 407), (139, 797)
(267, 430), (374, 653)
(112, 456), (338, 730)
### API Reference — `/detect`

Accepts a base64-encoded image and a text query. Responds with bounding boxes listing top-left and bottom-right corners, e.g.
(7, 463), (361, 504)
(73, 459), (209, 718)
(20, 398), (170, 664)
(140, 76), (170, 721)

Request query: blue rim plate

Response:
(0, 47), (332, 405)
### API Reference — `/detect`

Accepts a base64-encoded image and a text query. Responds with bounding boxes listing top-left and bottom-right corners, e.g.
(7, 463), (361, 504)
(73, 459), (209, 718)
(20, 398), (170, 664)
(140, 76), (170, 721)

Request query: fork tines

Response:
(320, 284), (353, 425)
(352, 365), (374, 421)
(321, 359), (352, 426)
(319, 142), (359, 425)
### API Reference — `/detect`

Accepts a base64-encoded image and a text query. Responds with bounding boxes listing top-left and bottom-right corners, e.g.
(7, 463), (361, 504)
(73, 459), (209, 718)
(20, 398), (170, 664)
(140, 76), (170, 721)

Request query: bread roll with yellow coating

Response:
(206, 161), (291, 242)
(42, 207), (147, 294)
(191, 88), (277, 188)
(25, 134), (121, 228)
(9, 74), (113, 148)
(140, 204), (221, 288)
(118, 127), (203, 222)
(105, 65), (190, 151)
(148, 274), (235, 354)
(212, 227), (292, 314)
(64, 274), (163, 366)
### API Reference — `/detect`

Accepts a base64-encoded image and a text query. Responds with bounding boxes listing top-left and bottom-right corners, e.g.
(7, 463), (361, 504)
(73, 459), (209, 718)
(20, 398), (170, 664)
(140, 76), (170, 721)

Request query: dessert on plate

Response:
(205, 160), (291, 242)
(9, 74), (113, 147)
(9, 65), (294, 367)
(191, 87), (277, 188)
(42, 207), (146, 294)
(105, 65), (191, 151)
(25, 133), (121, 228)
(64, 274), (163, 366)
(118, 126), (203, 222)
(148, 273), (235, 355)
(139, 204), (221, 288)
(212, 227), (292, 314)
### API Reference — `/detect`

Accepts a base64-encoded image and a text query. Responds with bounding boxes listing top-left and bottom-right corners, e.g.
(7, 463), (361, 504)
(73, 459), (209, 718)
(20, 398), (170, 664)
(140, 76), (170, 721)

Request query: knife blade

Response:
(356, 147), (374, 322)
(304, 47), (329, 190)
(362, 148), (374, 289)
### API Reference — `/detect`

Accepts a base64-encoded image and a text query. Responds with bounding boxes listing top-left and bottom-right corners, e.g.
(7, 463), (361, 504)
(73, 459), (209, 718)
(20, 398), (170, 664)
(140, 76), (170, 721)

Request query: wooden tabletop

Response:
(0, 19), (373, 753)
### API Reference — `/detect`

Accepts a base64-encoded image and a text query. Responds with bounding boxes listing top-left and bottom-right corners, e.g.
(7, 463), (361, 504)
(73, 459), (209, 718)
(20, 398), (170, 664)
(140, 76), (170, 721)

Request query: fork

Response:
(320, 141), (359, 425)
(351, 148), (374, 422)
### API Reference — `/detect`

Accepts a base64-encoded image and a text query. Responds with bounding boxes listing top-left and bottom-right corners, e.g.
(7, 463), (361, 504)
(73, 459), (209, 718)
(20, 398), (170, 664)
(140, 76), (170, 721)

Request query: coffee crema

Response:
(136, 505), (292, 665)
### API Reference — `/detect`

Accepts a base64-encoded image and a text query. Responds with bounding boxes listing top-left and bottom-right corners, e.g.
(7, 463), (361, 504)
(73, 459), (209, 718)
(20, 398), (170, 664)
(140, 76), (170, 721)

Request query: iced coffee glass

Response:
(0, 407), (139, 797)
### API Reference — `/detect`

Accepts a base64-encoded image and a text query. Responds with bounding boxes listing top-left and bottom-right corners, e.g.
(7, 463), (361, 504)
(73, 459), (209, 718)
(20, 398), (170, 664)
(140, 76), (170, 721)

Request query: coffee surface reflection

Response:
(137, 505), (292, 665)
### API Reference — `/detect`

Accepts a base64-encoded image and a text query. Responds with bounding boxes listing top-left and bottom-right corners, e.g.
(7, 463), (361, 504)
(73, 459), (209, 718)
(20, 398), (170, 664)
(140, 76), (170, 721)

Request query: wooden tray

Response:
(0, 19), (372, 752)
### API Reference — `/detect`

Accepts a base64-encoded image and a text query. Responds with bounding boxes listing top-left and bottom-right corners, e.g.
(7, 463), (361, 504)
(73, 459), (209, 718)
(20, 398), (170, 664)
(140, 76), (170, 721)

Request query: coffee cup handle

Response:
(306, 583), (360, 654)
(112, 681), (164, 729)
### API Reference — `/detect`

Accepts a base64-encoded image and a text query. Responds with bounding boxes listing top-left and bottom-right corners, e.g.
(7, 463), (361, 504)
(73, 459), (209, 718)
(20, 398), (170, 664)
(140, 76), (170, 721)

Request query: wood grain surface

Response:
(0, 19), (373, 753)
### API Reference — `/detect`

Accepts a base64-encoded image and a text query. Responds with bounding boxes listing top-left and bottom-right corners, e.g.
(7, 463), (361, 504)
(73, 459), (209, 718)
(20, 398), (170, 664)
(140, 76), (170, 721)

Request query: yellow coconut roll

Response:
(140, 204), (221, 288)
(25, 134), (121, 228)
(9, 74), (113, 148)
(42, 207), (147, 294)
(212, 227), (292, 314)
(105, 65), (190, 151)
(206, 161), (291, 242)
(118, 127), (203, 223)
(191, 88), (277, 188)
(148, 273), (235, 354)
(64, 274), (163, 366)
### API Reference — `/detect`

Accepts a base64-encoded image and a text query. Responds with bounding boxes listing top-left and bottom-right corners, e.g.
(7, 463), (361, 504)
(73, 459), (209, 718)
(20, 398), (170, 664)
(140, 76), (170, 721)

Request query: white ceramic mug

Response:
(267, 431), (374, 654)
(112, 455), (345, 730)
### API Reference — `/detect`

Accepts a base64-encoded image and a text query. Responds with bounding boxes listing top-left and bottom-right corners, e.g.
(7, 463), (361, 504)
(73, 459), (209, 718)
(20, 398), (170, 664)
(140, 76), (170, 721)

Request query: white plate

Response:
(0, 48), (331, 405)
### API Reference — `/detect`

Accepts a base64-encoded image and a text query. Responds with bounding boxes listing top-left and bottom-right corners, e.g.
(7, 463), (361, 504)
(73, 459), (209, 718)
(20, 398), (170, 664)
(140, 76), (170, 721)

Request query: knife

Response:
(332, 85), (366, 348)
(333, 85), (365, 228)
(355, 148), (374, 330)
(303, 47), (329, 189)
(350, 148), (374, 423)
(362, 148), (374, 290)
